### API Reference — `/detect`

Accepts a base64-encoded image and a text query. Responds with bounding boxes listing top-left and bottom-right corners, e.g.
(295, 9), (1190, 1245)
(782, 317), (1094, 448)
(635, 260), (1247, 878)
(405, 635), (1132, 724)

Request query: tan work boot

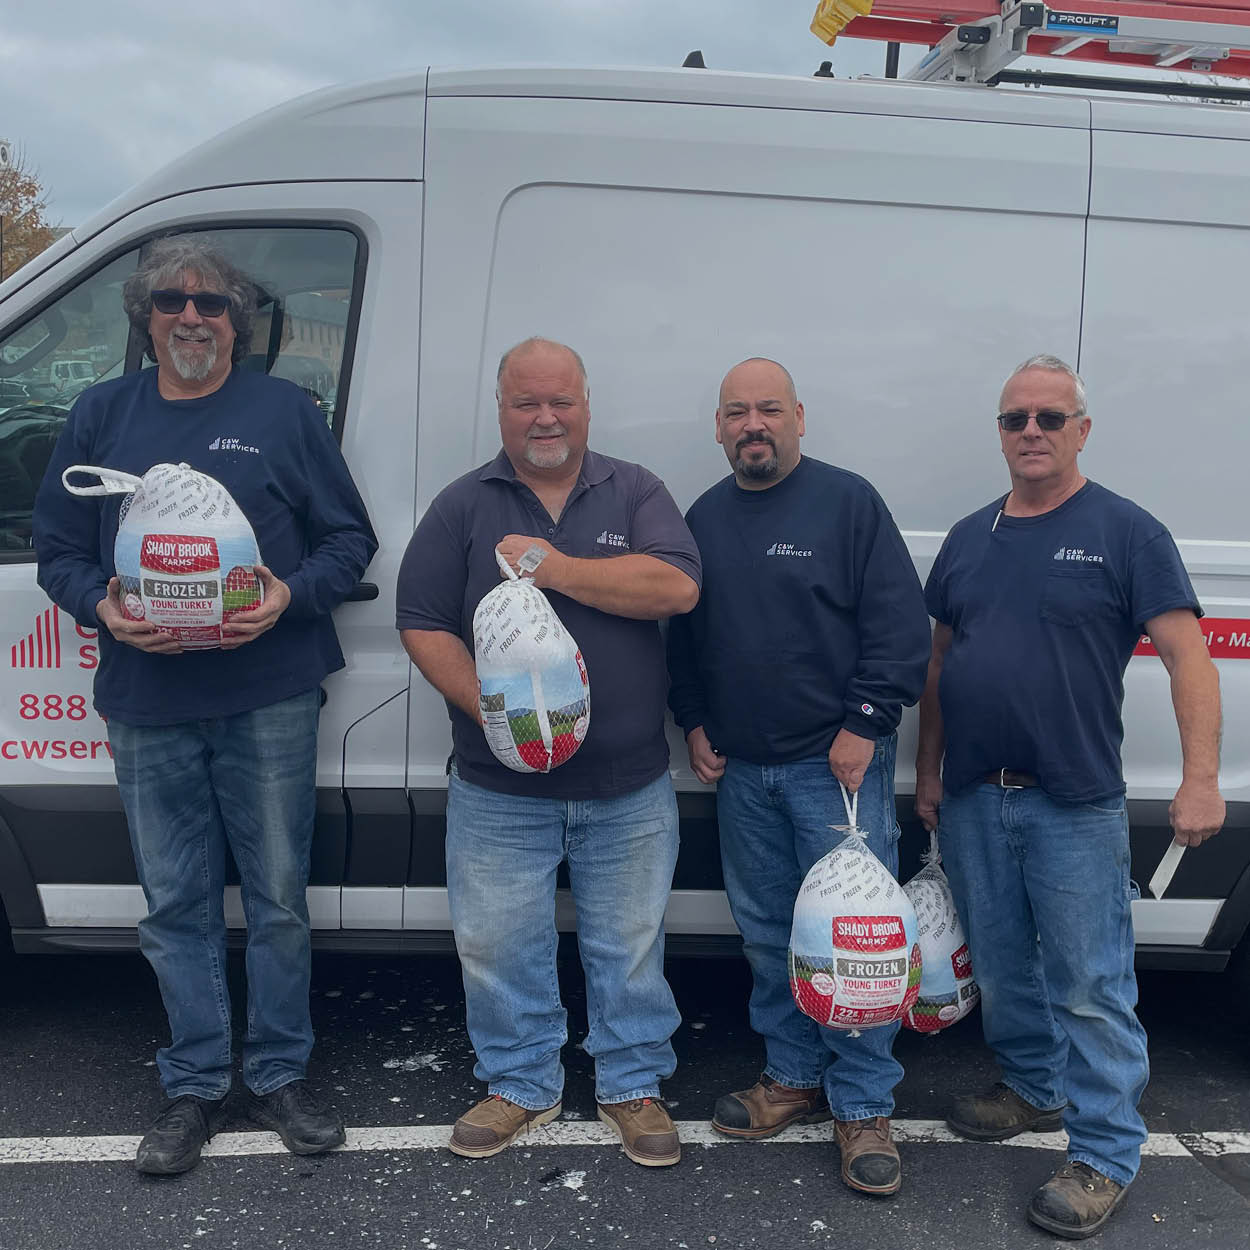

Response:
(712, 1074), (831, 1139)
(947, 1081), (1065, 1142)
(597, 1097), (681, 1167)
(1027, 1161), (1129, 1239)
(449, 1094), (561, 1158)
(835, 1116), (901, 1196)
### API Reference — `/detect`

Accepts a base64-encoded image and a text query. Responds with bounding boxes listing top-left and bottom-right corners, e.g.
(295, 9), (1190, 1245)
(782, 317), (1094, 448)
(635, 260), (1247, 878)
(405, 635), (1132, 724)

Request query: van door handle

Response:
(345, 582), (379, 602)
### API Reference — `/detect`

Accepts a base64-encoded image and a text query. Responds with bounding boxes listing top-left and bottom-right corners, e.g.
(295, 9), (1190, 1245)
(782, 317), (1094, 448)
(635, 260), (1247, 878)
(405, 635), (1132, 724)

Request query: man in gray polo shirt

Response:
(396, 337), (700, 1167)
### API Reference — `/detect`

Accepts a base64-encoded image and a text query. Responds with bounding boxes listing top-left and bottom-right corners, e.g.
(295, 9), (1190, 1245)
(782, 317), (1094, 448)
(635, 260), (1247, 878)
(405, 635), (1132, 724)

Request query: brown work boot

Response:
(1027, 1161), (1129, 1239)
(597, 1097), (681, 1167)
(947, 1081), (1065, 1142)
(712, 1075), (831, 1139)
(449, 1094), (561, 1158)
(835, 1116), (901, 1196)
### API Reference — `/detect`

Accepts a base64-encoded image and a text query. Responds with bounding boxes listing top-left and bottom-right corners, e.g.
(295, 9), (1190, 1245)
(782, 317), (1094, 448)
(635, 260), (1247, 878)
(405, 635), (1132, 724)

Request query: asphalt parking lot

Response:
(2, 948), (1249, 1250)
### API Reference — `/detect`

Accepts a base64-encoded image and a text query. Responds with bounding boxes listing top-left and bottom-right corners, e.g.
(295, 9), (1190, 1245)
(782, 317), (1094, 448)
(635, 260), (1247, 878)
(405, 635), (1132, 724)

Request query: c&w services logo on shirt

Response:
(208, 436), (261, 456)
(766, 541), (813, 558)
(596, 530), (629, 549)
(1053, 546), (1104, 564)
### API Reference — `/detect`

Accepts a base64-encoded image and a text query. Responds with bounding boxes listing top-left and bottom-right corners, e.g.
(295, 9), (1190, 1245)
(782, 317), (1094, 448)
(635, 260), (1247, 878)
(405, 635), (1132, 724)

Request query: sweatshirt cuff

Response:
(76, 585), (108, 631)
(282, 571), (312, 619)
(840, 709), (888, 740)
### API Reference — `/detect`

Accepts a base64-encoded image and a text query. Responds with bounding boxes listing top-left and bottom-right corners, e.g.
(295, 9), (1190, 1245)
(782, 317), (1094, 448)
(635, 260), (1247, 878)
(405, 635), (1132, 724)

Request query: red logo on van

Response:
(9, 605), (62, 669)
(1135, 619), (1250, 660)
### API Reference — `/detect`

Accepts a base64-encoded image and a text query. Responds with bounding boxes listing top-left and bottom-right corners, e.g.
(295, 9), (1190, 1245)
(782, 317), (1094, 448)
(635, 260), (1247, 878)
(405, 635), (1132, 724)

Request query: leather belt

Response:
(983, 769), (1039, 789)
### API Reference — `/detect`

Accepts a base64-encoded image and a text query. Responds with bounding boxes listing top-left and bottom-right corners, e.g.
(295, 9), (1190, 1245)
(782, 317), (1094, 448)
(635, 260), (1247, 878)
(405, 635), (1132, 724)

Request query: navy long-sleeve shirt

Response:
(33, 366), (377, 725)
(667, 456), (930, 762)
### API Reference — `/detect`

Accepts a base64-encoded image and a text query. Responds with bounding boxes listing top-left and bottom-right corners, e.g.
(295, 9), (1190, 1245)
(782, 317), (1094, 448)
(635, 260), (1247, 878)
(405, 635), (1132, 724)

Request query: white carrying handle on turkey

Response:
(836, 781), (861, 836)
(495, 542), (547, 582)
(61, 465), (145, 496)
(921, 827), (941, 867)
(495, 546), (520, 582)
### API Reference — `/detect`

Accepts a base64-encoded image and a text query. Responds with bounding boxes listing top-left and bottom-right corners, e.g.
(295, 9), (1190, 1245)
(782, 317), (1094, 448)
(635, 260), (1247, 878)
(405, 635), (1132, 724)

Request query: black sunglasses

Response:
(150, 289), (231, 318)
(997, 409), (1077, 433)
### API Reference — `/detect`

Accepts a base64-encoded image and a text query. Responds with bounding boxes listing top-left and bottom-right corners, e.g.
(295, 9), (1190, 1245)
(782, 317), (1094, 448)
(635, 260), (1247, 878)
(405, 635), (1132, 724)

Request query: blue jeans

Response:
(108, 689), (321, 1100)
(445, 768), (681, 1110)
(717, 736), (904, 1121)
(938, 784), (1148, 1187)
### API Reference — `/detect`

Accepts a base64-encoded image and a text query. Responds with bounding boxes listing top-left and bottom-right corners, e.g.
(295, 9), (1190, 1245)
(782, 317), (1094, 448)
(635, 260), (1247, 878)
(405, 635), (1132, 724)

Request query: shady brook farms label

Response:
(121, 533), (260, 648)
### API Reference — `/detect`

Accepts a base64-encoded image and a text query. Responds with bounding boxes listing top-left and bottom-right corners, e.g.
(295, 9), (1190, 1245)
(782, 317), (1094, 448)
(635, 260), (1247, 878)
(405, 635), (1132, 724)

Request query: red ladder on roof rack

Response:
(811, 0), (1250, 82)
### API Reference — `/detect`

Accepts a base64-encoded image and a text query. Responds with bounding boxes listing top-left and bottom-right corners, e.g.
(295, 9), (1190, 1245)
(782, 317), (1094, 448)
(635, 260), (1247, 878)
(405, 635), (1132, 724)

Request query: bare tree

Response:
(0, 148), (58, 283)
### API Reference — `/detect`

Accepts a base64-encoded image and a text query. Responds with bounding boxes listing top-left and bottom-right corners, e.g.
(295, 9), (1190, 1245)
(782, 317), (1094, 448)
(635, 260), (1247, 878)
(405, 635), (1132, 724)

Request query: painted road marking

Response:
(1, 1121), (1248, 1165)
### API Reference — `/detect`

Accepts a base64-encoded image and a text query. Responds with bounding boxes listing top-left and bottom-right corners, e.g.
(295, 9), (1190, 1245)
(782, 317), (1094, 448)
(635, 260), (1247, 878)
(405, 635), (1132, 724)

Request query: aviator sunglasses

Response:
(997, 409), (1078, 433)
(150, 289), (231, 318)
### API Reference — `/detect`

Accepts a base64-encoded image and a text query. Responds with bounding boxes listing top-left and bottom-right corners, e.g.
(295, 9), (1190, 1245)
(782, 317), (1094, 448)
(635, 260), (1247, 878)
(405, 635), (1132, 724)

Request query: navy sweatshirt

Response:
(667, 456), (930, 762)
(33, 367), (377, 725)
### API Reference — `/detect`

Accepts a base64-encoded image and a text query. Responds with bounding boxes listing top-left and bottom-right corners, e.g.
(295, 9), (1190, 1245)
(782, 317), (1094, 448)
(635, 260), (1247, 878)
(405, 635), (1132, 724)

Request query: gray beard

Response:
(735, 451), (779, 480)
(524, 438), (570, 469)
(167, 336), (218, 382)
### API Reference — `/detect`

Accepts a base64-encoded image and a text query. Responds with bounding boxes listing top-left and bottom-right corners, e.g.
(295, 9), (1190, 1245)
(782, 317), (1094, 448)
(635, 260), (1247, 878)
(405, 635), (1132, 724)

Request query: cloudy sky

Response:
(3, 0), (912, 227)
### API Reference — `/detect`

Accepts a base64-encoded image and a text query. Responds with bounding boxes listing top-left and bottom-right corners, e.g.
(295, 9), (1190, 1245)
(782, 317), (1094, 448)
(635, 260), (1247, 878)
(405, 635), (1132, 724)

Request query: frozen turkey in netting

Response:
(902, 831), (979, 1033)
(472, 547), (590, 773)
(62, 461), (263, 651)
(788, 783), (922, 1032)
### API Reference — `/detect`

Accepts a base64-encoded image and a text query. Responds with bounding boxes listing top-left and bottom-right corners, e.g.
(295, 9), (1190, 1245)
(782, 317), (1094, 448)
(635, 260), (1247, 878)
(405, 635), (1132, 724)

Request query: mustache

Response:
(528, 426), (568, 438)
(736, 433), (776, 451)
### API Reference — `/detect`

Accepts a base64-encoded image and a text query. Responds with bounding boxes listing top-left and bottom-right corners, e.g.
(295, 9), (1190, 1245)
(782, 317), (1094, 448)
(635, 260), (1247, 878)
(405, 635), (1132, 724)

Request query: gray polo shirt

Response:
(397, 449), (701, 799)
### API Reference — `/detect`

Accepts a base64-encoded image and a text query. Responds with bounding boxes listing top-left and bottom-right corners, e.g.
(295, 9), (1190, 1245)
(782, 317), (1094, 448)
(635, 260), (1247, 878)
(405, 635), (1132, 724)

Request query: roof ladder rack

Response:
(811, 1), (1250, 86)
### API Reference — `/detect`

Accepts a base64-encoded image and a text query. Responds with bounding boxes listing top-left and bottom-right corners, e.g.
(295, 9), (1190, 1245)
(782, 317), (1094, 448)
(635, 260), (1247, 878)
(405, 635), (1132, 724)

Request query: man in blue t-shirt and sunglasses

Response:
(916, 354), (1225, 1240)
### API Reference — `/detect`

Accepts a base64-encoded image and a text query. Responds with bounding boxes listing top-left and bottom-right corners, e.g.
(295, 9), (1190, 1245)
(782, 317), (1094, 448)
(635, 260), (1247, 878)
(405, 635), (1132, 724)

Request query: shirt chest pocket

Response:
(1040, 566), (1121, 627)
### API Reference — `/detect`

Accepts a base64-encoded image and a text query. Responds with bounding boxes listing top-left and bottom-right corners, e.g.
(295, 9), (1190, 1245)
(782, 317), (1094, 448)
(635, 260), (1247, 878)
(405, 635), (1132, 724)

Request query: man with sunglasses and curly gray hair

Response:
(33, 234), (376, 1175)
(914, 354), (1224, 1239)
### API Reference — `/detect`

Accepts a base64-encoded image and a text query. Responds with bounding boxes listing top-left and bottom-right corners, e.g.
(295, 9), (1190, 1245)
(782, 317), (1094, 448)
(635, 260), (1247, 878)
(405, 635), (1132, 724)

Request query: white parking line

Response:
(1, 1121), (1248, 1165)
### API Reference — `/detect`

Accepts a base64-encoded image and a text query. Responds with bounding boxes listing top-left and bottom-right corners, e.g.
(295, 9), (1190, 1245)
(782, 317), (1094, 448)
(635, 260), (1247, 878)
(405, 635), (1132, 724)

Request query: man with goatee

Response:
(668, 357), (929, 1196)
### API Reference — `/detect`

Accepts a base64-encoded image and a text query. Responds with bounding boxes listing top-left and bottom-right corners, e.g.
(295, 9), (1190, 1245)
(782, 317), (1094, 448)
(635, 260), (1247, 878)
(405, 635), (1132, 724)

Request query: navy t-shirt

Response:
(925, 481), (1200, 803)
(33, 367), (378, 725)
(395, 449), (701, 800)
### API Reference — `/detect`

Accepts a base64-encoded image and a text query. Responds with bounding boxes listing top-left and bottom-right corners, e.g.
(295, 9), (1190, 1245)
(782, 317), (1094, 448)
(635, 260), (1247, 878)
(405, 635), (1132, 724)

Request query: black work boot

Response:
(1027, 1161), (1129, 1239)
(245, 1080), (345, 1155)
(946, 1081), (1064, 1141)
(135, 1094), (225, 1175)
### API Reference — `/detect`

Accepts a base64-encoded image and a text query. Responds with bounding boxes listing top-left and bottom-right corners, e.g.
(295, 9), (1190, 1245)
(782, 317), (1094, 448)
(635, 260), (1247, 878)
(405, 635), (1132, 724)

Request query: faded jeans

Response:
(109, 688), (320, 1099)
(938, 783), (1148, 1187)
(445, 767), (681, 1110)
(717, 736), (904, 1121)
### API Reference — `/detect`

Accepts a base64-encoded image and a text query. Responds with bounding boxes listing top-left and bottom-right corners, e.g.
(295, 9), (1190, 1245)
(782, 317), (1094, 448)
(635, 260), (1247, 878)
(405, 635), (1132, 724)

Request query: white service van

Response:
(0, 66), (1246, 969)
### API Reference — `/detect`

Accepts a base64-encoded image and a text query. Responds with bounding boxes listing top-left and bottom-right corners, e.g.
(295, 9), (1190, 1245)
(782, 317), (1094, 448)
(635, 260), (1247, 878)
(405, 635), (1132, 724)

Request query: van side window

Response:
(0, 225), (361, 561)
(195, 227), (360, 430)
